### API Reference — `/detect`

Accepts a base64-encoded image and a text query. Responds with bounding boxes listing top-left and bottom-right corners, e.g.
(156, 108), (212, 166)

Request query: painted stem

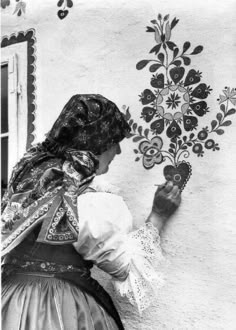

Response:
(161, 150), (175, 166)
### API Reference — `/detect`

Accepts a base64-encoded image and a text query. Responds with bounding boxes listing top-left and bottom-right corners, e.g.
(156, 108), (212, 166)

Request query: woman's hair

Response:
(42, 94), (130, 157)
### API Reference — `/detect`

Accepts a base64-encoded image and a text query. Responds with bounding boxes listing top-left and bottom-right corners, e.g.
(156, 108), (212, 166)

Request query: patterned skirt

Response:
(2, 273), (119, 330)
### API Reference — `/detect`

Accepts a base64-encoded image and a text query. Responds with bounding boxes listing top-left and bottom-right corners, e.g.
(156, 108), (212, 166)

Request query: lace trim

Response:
(113, 222), (164, 313)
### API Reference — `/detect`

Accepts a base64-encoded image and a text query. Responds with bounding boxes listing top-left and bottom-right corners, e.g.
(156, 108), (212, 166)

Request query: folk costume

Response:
(1, 95), (164, 330)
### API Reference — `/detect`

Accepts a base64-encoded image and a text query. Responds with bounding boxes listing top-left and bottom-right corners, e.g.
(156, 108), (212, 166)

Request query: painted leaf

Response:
(191, 45), (203, 55)
(170, 17), (179, 30)
(220, 104), (226, 113)
(215, 129), (224, 135)
(172, 60), (182, 67)
(183, 41), (191, 53)
(226, 108), (236, 116)
(129, 119), (134, 126)
(136, 60), (151, 70)
(135, 157), (140, 161)
(144, 128), (149, 138)
(67, 0), (73, 8)
(146, 26), (155, 32)
(164, 14), (170, 21)
(182, 56), (191, 65)
(134, 149), (139, 154)
(216, 113), (222, 122)
(149, 44), (162, 54)
(173, 47), (179, 58)
(133, 136), (144, 142)
(211, 120), (217, 130)
(125, 107), (131, 120)
(149, 63), (162, 72)
(220, 120), (232, 127)
(12, 2), (21, 14)
(57, 0), (64, 6)
(154, 26), (161, 44)
(190, 133), (195, 139)
(165, 22), (171, 41)
(158, 13), (162, 20)
(138, 126), (143, 135)
(166, 41), (177, 50)
(133, 123), (137, 131)
(151, 19), (158, 24)
(158, 53), (165, 63)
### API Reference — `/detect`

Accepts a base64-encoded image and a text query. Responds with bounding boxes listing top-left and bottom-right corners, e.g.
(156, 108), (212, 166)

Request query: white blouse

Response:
(73, 179), (164, 313)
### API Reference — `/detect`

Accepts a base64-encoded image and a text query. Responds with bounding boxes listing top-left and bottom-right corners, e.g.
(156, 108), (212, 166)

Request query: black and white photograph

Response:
(1, 1), (236, 329)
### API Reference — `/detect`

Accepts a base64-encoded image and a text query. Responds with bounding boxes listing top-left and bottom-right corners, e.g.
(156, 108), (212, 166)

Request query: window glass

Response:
(1, 64), (8, 134)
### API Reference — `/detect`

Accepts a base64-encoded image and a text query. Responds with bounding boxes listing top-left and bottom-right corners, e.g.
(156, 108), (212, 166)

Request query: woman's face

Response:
(96, 144), (121, 175)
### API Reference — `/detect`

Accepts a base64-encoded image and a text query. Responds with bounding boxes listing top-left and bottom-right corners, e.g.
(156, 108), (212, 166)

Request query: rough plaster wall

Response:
(1, 1), (236, 329)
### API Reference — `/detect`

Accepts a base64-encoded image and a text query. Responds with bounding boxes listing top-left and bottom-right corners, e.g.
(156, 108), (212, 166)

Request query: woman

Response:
(1, 94), (181, 330)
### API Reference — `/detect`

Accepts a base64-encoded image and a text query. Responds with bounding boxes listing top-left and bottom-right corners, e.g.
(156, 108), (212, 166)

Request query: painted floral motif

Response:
(218, 87), (236, 106)
(57, 0), (73, 20)
(139, 137), (163, 169)
(1, 0), (74, 19)
(126, 14), (236, 191)
(12, 0), (26, 16)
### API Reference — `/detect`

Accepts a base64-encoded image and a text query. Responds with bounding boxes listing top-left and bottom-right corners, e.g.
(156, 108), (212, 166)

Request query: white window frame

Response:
(1, 41), (28, 178)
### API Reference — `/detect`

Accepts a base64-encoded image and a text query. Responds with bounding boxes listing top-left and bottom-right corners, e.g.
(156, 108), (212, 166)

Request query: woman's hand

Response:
(147, 181), (181, 231)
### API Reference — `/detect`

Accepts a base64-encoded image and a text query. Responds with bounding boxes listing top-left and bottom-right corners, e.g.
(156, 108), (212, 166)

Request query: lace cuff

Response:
(112, 222), (164, 313)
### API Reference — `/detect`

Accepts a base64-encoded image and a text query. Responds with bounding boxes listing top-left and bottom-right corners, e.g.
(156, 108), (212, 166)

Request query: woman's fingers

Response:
(163, 181), (174, 193)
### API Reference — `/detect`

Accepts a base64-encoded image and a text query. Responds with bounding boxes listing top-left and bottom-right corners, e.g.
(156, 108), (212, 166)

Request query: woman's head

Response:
(43, 94), (130, 157)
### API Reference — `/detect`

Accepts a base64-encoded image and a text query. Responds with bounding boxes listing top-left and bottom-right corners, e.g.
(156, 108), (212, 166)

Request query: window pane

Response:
(1, 136), (8, 196)
(1, 64), (8, 134)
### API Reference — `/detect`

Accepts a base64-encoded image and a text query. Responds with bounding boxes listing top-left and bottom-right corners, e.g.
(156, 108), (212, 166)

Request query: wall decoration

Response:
(125, 14), (236, 191)
(1, 0), (10, 9)
(1, 29), (37, 149)
(57, 0), (73, 19)
(1, 0), (26, 16)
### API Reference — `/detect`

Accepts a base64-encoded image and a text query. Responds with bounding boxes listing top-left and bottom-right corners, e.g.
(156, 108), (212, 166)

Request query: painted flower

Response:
(204, 139), (220, 151)
(192, 143), (204, 157)
(197, 129), (208, 140)
(166, 92), (181, 109)
(139, 136), (163, 169)
(12, 1), (26, 16)
(218, 87), (236, 106)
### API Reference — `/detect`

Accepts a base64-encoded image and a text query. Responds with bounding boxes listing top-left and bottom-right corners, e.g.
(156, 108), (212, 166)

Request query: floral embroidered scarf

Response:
(1, 94), (130, 256)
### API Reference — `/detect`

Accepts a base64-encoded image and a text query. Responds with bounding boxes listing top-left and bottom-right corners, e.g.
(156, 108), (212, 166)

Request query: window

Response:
(1, 29), (36, 194)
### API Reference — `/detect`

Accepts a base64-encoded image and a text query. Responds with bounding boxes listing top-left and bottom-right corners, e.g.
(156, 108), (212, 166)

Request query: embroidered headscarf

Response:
(1, 94), (130, 256)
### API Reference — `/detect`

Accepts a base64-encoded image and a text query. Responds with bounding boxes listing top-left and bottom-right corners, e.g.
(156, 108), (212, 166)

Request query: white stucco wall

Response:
(1, 1), (236, 329)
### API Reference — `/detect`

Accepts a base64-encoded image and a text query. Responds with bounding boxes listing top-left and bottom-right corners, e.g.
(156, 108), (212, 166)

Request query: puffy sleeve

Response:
(73, 190), (164, 313)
